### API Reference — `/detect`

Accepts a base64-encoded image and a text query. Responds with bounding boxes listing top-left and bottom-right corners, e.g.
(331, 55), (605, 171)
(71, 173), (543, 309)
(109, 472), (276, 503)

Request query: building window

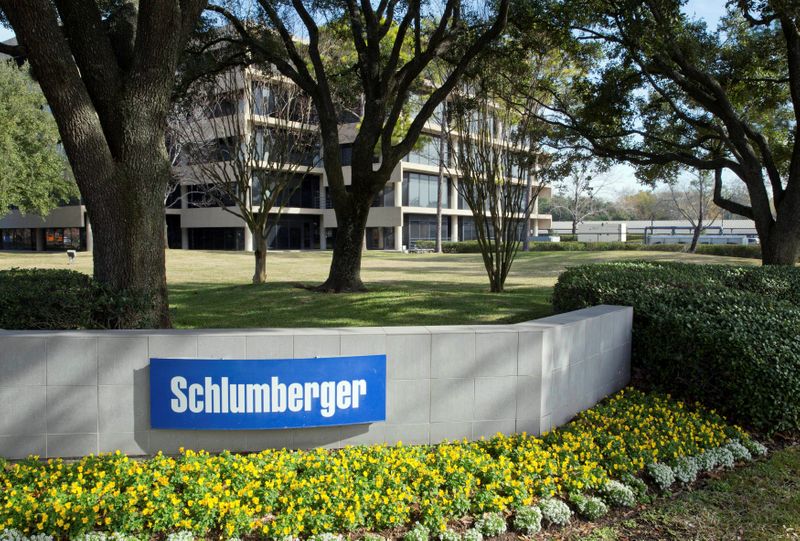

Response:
(366, 227), (395, 250)
(372, 183), (395, 207)
(403, 172), (449, 208)
(187, 227), (244, 250)
(252, 173), (320, 208)
(405, 136), (443, 166)
(403, 213), (450, 248)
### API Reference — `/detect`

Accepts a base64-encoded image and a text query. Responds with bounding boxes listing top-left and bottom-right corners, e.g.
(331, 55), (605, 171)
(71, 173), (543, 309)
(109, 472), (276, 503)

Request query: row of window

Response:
(0, 228), (84, 251)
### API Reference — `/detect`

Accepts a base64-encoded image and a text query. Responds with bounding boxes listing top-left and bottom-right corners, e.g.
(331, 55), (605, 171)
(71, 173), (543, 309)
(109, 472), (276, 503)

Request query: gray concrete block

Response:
(149, 430), (198, 454)
(0, 385), (46, 435)
(387, 379), (430, 424)
(293, 333), (340, 358)
(515, 418), (542, 436)
(194, 431), (249, 453)
(430, 331), (475, 379)
(98, 336), (148, 385)
(149, 335), (197, 358)
(430, 378), (474, 422)
(386, 333), (431, 380)
(98, 385), (138, 433)
(46, 385), (98, 434)
(47, 434), (97, 458)
(99, 432), (150, 455)
(245, 430), (295, 451)
(475, 330), (518, 377)
(474, 377), (517, 420)
(0, 337), (46, 386)
(0, 433), (46, 459)
(246, 335), (293, 359)
(46, 336), (97, 385)
(293, 425), (362, 449)
(546, 326), (570, 373)
(472, 419), (515, 440)
(338, 422), (386, 447)
(384, 423), (430, 445)
(340, 332), (386, 356)
(518, 330), (545, 377)
(198, 336), (246, 359)
(515, 376), (542, 421)
(430, 421), (472, 442)
(584, 316), (604, 358)
(540, 413), (552, 433)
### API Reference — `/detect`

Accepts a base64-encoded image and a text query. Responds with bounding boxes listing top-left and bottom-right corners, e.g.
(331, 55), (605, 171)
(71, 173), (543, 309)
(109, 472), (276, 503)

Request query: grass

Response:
(0, 248), (758, 328)
(555, 445), (800, 541)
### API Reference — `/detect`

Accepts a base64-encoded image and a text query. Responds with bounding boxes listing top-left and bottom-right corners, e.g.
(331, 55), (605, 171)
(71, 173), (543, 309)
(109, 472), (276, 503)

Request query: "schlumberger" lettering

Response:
(169, 376), (368, 418)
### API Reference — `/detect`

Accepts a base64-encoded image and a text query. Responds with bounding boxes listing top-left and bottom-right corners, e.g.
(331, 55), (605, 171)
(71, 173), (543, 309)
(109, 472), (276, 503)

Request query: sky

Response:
(0, 1), (729, 198)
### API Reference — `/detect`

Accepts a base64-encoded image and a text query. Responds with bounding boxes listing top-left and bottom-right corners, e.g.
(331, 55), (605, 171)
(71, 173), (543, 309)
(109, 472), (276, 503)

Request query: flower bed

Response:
(0, 389), (766, 541)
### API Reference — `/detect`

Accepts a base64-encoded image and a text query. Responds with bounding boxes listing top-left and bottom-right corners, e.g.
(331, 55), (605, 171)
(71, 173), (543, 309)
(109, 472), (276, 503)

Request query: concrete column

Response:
(35, 229), (45, 251)
(450, 177), (459, 209)
(532, 219), (540, 237)
(450, 215), (459, 242)
(180, 184), (188, 209)
(243, 226), (253, 252)
(394, 180), (403, 207)
(394, 225), (403, 251)
(85, 217), (93, 252)
(181, 228), (189, 250)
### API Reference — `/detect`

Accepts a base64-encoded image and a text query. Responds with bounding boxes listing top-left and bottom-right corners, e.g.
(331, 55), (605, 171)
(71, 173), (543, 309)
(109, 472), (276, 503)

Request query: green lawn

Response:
(0, 248), (758, 328)
(558, 445), (800, 541)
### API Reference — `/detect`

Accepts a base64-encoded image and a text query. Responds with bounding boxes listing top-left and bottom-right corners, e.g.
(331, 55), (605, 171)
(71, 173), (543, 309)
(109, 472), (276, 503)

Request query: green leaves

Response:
(553, 261), (800, 433)
(0, 61), (76, 217)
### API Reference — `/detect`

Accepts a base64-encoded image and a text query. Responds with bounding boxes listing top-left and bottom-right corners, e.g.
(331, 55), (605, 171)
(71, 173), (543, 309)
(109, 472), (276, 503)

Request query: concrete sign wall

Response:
(0, 305), (631, 459)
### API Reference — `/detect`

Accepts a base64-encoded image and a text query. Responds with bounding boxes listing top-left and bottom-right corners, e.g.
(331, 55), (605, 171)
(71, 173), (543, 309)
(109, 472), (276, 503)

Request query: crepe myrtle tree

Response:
(172, 68), (320, 284)
(532, 0), (800, 264)
(444, 80), (549, 293)
(550, 159), (609, 235)
(202, 0), (510, 291)
(667, 169), (721, 253)
(0, 1), (208, 327)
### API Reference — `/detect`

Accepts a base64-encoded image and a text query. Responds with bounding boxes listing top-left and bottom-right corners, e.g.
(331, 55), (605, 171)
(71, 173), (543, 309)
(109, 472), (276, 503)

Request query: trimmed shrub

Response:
(552, 261), (800, 433)
(413, 240), (763, 259)
(461, 530), (483, 541)
(569, 493), (608, 520)
(646, 463), (675, 492)
(600, 480), (636, 507)
(537, 498), (572, 526)
(473, 513), (506, 537)
(0, 268), (152, 329)
(403, 524), (429, 541)
(513, 506), (542, 534)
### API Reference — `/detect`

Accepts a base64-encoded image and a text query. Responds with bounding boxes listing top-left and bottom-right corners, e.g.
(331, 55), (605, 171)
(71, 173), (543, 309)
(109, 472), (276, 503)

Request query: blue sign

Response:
(150, 355), (386, 430)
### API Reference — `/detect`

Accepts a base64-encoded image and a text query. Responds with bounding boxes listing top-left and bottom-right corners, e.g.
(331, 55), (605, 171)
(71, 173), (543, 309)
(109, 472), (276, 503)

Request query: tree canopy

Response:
(0, 60), (75, 217)
(529, 0), (800, 263)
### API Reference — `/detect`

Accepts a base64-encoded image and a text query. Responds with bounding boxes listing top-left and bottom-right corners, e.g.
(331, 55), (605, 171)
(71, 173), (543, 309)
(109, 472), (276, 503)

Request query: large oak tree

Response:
(204, 0), (510, 291)
(0, 1), (207, 326)
(533, 0), (800, 264)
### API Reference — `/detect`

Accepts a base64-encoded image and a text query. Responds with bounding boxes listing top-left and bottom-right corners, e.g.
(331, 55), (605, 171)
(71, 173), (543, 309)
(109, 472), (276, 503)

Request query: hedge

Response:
(413, 240), (763, 259)
(552, 261), (800, 433)
(0, 268), (152, 329)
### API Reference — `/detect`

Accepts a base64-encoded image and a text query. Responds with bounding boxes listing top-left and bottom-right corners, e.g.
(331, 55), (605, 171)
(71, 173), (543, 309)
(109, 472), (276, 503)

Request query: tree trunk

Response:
(436, 118), (446, 254)
(87, 163), (171, 328)
(572, 218), (578, 236)
(760, 217), (800, 264)
(317, 194), (371, 292)
(253, 232), (267, 284)
(688, 223), (701, 253)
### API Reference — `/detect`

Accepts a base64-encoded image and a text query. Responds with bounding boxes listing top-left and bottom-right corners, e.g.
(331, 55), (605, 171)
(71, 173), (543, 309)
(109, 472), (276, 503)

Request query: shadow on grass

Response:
(168, 280), (553, 329)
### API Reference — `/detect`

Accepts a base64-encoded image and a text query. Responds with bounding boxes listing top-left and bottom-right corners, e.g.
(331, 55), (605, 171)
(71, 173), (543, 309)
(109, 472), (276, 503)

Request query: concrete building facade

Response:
(0, 68), (552, 252)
